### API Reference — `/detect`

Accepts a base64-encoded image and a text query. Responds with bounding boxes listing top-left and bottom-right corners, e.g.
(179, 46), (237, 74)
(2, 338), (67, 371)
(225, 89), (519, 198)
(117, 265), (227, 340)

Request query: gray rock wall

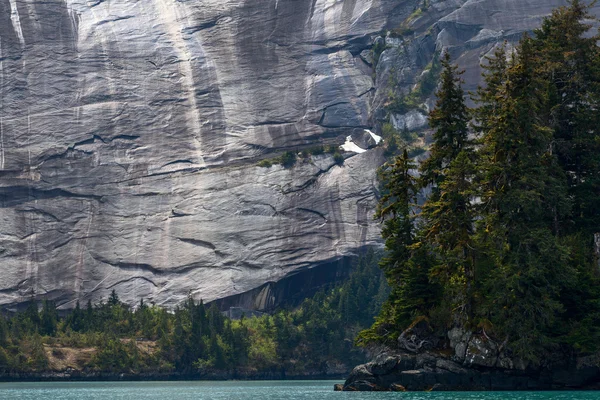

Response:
(0, 0), (409, 309)
(0, 0), (596, 309)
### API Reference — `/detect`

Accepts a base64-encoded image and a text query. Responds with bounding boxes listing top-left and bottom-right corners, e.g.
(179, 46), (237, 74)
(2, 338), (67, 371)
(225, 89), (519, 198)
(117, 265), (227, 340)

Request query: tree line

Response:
(358, 0), (600, 364)
(0, 250), (387, 375)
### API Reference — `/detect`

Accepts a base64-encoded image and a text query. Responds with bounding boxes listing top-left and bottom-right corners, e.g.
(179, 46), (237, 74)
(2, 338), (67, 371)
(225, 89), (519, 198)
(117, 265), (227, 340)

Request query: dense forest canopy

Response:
(0, 251), (387, 375)
(358, 0), (600, 364)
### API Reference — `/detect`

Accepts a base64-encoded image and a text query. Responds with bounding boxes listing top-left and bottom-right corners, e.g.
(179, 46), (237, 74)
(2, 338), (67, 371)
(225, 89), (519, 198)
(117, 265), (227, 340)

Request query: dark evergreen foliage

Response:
(419, 52), (471, 194)
(361, 0), (600, 363)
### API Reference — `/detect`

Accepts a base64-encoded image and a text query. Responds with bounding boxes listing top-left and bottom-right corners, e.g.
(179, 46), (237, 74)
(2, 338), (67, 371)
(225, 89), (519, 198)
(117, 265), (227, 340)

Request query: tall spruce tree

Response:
(422, 150), (476, 322)
(419, 52), (470, 196)
(376, 149), (418, 284)
(529, 0), (600, 352)
(474, 37), (574, 361)
(472, 43), (509, 144)
(418, 53), (475, 323)
(532, 0), (600, 236)
(357, 150), (423, 343)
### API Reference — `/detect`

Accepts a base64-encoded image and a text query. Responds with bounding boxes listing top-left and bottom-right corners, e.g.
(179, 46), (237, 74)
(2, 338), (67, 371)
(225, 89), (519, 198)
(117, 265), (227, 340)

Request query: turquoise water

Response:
(0, 381), (599, 400)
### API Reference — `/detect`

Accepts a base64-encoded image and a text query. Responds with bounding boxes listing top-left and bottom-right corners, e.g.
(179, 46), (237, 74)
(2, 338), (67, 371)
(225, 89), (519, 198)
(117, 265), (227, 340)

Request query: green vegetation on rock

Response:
(257, 151), (297, 168)
(388, 53), (441, 115)
(258, 146), (341, 168)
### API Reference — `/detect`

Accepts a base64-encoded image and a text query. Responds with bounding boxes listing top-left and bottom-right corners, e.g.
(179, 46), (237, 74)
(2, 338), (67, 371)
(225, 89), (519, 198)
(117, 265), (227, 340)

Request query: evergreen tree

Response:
(85, 299), (94, 331)
(474, 36), (574, 361)
(189, 298), (207, 363)
(415, 54), (476, 322)
(39, 300), (57, 336)
(375, 149), (418, 285)
(108, 290), (120, 306)
(67, 301), (84, 332)
(22, 299), (40, 333)
(422, 150), (477, 322)
(419, 51), (470, 196)
(357, 150), (422, 343)
(533, 0), (600, 236)
(394, 241), (440, 325)
(0, 318), (7, 347)
(528, 0), (600, 352)
(472, 43), (509, 143)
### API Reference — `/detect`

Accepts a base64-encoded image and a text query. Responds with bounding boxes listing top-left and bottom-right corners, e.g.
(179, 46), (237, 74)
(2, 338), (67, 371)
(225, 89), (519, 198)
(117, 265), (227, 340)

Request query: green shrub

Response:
(309, 146), (325, 156)
(279, 151), (297, 168)
(324, 145), (337, 154)
(257, 159), (273, 168)
(389, 26), (415, 38)
(333, 152), (344, 165)
(372, 40), (389, 66)
(408, 146), (426, 158)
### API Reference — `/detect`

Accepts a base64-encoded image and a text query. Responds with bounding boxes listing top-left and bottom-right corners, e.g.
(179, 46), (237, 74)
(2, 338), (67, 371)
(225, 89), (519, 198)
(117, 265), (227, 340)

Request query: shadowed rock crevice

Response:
(211, 253), (362, 313)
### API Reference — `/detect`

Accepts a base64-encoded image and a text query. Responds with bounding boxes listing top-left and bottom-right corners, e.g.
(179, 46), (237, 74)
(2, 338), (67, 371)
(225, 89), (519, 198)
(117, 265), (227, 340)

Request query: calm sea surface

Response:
(0, 381), (599, 400)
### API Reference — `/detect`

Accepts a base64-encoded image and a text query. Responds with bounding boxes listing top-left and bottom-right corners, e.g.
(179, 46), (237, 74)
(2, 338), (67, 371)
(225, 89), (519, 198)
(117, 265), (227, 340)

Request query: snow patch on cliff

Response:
(365, 129), (382, 145)
(341, 136), (367, 153)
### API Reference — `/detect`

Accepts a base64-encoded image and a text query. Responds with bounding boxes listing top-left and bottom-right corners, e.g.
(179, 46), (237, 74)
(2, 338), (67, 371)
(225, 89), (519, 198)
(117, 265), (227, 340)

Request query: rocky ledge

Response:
(339, 322), (600, 391)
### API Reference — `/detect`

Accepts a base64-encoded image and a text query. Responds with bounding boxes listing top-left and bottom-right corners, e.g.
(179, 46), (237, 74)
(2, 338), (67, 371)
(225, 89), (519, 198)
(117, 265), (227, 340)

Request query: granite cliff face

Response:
(0, 0), (595, 310)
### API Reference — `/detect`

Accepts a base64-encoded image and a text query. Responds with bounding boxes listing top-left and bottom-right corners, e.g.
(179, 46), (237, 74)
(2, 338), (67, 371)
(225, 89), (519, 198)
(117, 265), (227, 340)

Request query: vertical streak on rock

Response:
(27, 112), (31, 169)
(350, 0), (374, 27)
(153, 0), (205, 167)
(85, 1), (116, 117)
(341, 0), (359, 24)
(0, 40), (3, 170)
(0, 116), (4, 171)
(356, 199), (369, 246)
(328, 181), (345, 253)
(25, 214), (38, 297)
(76, 202), (94, 299)
(9, 0), (24, 48)
(67, 3), (79, 49)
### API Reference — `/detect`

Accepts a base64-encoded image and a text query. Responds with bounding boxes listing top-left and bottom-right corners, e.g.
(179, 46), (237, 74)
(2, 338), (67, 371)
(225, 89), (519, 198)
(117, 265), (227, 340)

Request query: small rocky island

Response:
(339, 320), (600, 391)
(340, 1), (600, 391)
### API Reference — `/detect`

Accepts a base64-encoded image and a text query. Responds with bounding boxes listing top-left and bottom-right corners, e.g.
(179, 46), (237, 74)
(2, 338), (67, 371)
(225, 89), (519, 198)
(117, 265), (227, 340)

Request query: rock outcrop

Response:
(1, 0), (598, 310)
(342, 330), (600, 391)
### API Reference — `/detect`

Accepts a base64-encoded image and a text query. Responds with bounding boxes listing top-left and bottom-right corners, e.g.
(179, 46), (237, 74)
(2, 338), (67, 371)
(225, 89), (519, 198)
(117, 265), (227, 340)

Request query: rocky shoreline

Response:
(339, 351), (600, 391)
(340, 323), (600, 391)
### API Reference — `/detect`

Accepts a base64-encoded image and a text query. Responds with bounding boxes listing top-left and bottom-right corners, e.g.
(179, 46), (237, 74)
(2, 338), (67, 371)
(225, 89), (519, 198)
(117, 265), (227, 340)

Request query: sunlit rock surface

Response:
(0, 0), (596, 309)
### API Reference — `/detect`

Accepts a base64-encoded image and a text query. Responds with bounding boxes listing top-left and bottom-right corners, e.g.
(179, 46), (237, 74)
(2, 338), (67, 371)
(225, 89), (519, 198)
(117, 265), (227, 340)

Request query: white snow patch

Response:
(365, 129), (382, 145)
(9, 0), (25, 47)
(340, 136), (367, 154)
